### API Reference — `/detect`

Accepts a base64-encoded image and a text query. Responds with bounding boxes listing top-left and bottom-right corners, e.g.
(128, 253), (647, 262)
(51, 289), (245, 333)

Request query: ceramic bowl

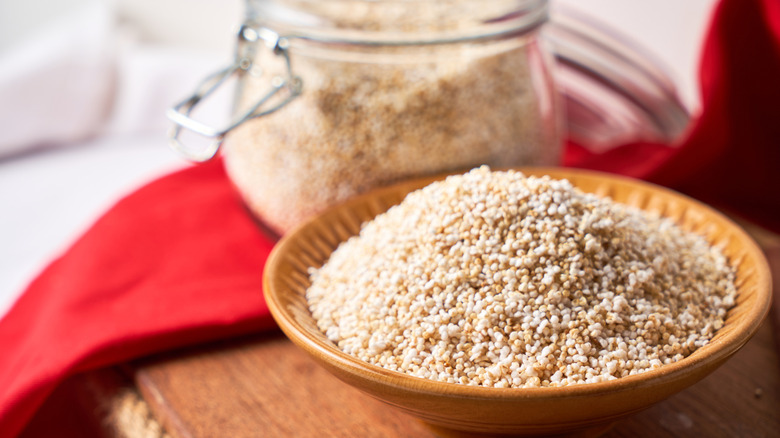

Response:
(262, 168), (771, 437)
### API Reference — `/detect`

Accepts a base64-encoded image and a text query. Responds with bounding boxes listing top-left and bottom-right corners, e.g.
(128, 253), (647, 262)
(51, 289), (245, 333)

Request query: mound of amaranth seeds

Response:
(306, 167), (737, 388)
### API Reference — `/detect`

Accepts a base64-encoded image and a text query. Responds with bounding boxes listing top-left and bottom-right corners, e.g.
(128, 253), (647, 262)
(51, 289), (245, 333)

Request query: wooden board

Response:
(128, 319), (778, 438)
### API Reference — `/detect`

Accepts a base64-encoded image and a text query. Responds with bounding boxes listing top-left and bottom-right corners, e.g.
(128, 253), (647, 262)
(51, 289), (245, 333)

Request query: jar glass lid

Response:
(245, 0), (549, 45)
(168, 2), (692, 161)
(545, 6), (691, 152)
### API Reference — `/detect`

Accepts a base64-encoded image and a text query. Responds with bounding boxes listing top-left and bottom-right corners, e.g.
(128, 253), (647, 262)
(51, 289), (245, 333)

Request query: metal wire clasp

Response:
(167, 25), (302, 162)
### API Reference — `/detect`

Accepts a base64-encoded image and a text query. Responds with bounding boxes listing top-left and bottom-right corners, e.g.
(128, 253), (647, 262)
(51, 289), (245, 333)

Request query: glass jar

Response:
(170, 0), (562, 233)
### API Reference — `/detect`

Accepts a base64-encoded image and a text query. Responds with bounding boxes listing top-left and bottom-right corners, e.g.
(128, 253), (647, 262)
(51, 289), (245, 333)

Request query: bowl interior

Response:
(262, 168), (772, 434)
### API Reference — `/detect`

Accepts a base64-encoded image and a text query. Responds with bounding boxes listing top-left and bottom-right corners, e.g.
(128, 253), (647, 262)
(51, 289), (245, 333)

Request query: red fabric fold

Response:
(0, 160), (277, 437)
(567, 0), (780, 231)
(1, 0), (779, 436)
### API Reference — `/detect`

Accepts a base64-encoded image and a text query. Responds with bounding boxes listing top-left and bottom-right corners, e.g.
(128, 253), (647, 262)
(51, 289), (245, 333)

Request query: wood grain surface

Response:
(134, 333), (432, 438)
(128, 320), (778, 438)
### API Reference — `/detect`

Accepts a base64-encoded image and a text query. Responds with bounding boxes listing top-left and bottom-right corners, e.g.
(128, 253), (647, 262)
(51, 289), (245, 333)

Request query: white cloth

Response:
(0, 1), (235, 316)
(0, 3), (114, 156)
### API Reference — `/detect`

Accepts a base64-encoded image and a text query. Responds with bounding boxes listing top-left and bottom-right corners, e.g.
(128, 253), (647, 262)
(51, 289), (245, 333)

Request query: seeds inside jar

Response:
(306, 167), (737, 388)
(223, 1), (560, 233)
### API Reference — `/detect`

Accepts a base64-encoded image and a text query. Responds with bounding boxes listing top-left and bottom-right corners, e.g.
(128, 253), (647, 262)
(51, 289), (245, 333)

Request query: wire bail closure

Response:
(167, 25), (302, 162)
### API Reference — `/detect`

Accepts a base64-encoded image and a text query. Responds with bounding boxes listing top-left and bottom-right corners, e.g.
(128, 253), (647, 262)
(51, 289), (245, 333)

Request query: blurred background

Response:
(0, 0), (718, 318)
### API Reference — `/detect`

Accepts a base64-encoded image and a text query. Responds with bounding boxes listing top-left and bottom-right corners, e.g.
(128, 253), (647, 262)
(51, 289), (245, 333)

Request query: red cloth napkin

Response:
(0, 161), (278, 436)
(566, 0), (780, 232)
(1, 0), (779, 436)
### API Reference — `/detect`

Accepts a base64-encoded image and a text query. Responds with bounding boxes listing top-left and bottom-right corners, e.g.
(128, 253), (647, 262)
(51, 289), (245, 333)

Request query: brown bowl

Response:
(262, 168), (772, 437)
